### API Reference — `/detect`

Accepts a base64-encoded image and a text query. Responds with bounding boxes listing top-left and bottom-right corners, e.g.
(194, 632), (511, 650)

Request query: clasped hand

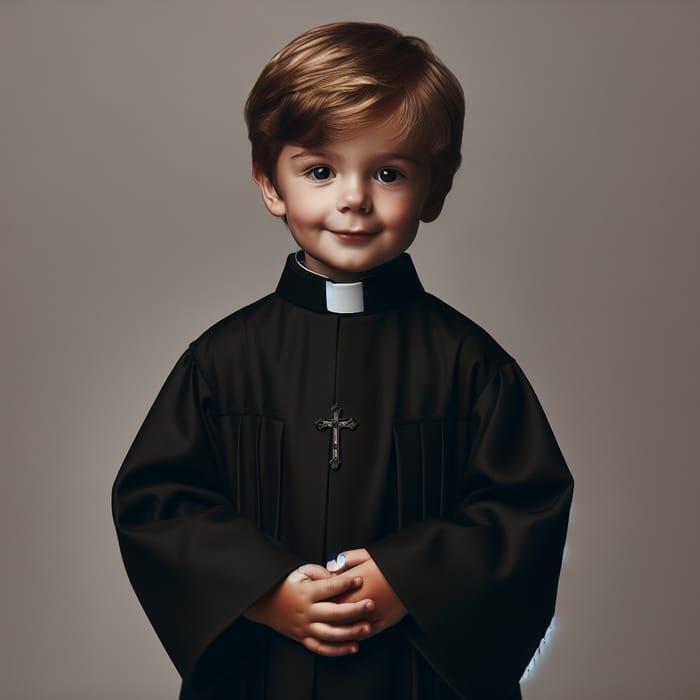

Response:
(244, 549), (407, 657)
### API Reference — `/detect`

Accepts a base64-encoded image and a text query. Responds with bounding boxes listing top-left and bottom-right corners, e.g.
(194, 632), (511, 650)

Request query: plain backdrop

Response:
(2, 1), (699, 698)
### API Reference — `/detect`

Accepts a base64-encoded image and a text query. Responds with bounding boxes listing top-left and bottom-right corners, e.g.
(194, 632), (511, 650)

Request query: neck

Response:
(298, 256), (364, 283)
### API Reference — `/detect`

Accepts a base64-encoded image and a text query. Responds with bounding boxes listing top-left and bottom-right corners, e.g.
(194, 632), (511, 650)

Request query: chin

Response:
(336, 251), (394, 271)
(336, 261), (383, 277)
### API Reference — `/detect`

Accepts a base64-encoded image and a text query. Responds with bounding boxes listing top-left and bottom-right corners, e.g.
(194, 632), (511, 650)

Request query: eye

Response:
(306, 166), (334, 181)
(375, 168), (403, 184)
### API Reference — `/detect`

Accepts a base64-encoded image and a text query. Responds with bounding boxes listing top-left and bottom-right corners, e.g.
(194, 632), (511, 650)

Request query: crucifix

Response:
(315, 403), (358, 470)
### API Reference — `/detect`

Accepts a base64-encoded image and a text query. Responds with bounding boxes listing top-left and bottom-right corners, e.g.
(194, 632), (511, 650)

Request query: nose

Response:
(337, 176), (372, 214)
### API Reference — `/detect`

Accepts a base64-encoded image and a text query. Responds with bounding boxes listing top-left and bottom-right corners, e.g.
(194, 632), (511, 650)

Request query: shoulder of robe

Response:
(184, 293), (278, 385)
(421, 293), (515, 386)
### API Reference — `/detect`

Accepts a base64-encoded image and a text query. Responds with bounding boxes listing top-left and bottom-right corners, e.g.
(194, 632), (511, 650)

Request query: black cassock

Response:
(112, 253), (573, 700)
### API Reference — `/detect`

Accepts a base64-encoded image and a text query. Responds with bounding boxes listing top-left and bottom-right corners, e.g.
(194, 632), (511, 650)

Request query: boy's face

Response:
(253, 120), (445, 282)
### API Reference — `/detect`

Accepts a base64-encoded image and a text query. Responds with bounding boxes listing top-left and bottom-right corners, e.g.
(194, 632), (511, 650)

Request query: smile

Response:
(330, 230), (380, 240)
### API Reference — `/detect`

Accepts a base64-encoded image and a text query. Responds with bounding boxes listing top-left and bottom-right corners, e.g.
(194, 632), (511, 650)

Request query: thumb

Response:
(295, 563), (332, 581)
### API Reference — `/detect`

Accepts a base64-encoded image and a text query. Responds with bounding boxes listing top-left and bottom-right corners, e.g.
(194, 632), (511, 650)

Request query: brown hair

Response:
(245, 21), (465, 189)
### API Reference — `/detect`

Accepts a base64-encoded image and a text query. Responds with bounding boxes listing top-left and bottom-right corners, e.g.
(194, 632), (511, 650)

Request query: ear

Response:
(420, 183), (449, 223)
(252, 163), (286, 218)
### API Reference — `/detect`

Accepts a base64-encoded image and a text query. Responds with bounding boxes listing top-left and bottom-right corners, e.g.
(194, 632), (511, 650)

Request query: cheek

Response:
(381, 197), (423, 228)
(286, 189), (328, 225)
(286, 203), (318, 227)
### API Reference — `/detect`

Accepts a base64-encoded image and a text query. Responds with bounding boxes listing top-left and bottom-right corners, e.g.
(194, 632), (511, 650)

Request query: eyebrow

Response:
(382, 153), (422, 166)
(290, 150), (325, 160)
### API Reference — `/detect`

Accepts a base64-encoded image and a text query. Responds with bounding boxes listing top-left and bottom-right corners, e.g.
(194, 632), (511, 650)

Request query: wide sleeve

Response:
(367, 360), (574, 699)
(111, 347), (304, 691)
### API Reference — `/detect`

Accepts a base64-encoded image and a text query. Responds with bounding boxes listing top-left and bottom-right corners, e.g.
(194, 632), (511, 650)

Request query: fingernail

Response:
(326, 560), (338, 572)
(353, 576), (362, 586)
(352, 645), (359, 653)
(336, 552), (346, 568)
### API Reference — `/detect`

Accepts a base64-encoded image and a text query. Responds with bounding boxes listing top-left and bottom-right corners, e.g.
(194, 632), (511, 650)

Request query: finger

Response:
(296, 564), (332, 581)
(312, 599), (375, 624)
(302, 637), (359, 657)
(325, 552), (347, 572)
(307, 621), (372, 643)
(335, 548), (370, 568)
(287, 568), (312, 584)
(308, 574), (362, 602)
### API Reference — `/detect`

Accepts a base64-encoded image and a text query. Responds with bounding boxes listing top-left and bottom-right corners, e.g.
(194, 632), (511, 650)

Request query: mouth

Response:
(330, 229), (381, 240)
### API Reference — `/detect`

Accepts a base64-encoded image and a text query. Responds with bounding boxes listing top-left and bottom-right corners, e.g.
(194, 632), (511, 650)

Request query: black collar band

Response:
(275, 252), (424, 314)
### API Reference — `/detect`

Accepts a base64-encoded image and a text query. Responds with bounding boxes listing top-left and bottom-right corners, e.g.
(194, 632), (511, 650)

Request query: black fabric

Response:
(276, 251), (424, 314)
(112, 253), (573, 699)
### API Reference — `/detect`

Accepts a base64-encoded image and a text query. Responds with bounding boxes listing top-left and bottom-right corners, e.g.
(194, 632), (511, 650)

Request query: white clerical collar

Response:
(295, 252), (365, 314)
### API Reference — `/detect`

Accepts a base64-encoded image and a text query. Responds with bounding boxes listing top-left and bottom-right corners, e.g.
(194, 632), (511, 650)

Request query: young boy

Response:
(112, 21), (573, 700)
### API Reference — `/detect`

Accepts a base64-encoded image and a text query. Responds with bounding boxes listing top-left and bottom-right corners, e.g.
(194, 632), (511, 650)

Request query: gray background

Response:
(2, 1), (699, 698)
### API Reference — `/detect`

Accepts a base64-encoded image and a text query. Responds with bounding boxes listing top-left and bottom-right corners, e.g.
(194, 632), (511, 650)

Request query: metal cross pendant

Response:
(314, 403), (358, 470)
